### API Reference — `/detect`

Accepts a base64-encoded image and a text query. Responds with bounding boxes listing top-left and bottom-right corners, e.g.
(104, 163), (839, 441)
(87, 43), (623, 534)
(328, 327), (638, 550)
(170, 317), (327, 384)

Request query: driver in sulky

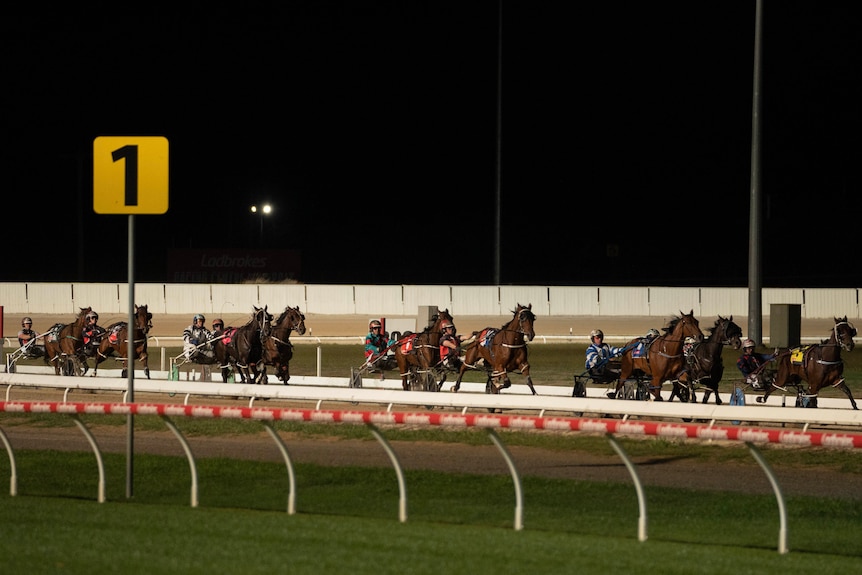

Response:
(183, 313), (215, 362)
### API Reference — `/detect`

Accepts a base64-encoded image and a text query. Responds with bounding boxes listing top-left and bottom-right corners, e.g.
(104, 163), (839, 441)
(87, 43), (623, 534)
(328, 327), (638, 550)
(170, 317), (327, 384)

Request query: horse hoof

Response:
(756, 397), (764, 403)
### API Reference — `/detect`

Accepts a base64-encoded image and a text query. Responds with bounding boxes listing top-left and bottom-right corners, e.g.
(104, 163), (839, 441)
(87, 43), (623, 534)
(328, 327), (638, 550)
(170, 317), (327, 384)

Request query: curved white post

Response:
(606, 433), (647, 542)
(71, 415), (106, 503)
(260, 421), (297, 515)
(160, 415), (199, 508)
(0, 427), (18, 496)
(366, 423), (407, 523)
(487, 428), (523, 531)
(746, 441), (788, 554)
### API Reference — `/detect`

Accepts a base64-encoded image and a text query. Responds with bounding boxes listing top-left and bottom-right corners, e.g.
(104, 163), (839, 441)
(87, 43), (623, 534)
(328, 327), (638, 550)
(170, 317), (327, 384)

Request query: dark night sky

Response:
(5, 2), (860, 287)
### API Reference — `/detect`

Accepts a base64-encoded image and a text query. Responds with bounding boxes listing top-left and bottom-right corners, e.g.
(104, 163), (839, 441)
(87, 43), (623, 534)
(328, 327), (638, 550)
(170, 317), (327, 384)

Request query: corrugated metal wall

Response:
(0, 283), (859, 319)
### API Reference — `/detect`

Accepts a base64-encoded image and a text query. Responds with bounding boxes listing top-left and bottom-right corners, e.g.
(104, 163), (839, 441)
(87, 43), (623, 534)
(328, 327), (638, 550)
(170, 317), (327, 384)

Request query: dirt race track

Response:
(2, 312), (860, 500)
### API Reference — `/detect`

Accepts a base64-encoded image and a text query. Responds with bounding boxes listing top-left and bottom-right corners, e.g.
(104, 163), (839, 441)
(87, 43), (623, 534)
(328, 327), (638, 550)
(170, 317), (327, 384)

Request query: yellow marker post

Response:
(93, 136), (169, 214)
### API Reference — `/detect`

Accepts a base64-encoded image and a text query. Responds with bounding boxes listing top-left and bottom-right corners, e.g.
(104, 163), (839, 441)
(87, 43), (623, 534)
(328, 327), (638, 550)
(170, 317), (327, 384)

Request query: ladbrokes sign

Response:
(167, 249), (301, 283)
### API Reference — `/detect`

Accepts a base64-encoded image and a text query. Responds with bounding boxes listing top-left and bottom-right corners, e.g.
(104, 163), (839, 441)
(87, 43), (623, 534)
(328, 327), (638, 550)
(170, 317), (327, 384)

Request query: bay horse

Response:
(614, 310), (704, 401)
(213, 306), (273, 384)
(92, 304), (153, 379)
(757, 316), (857, 410)
(393, 309), (454, 391)
(43, 307), (92, 376)
(671, 315), (742, 404)
(452, 303), (537, 395)
(262, 305), (306, 384)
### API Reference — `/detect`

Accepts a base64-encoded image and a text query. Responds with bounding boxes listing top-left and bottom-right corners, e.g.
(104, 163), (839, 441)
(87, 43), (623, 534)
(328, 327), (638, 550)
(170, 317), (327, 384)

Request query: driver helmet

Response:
(212, 318), (224, 330)
(22, 317), (33, 327)
(590, 329), (603, 339)
(442, 322), (455, 331)
(369, 320), (382, 330)
(645, 328), (660, 338)
(193, 314), (205, 324)
(742, 338), (756, 350)
(684, 336), (697, 345)
(86, 311), (99, 322)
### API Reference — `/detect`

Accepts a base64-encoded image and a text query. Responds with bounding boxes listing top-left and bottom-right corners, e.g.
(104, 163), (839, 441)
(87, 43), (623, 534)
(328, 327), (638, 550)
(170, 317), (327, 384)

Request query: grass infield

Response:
(0, 450), (860, 575)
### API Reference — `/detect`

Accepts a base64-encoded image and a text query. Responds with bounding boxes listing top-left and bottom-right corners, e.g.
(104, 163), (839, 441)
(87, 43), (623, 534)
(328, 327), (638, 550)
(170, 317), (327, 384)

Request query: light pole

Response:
(250, 203), (272, 246)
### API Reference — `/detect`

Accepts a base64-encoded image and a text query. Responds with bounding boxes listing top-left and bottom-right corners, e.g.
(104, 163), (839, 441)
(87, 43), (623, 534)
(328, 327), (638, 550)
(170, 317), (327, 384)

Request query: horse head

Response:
(253, 305), (274, 341)
(672, 310), (703, 343)
(134, 304), (153, 334)
(514, 303), (536, 342)
(834, 316), (856, 352)
(435, 309), (453, 332)
(717, 315), (742, 349)
(276, 306), (306, 336)
(76, 307), (93, 327)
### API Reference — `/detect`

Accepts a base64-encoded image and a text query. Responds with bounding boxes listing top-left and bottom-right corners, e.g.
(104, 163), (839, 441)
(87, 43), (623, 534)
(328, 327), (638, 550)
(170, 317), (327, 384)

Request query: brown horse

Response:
(757, 316), (857, 409)
(92, 304), (153, 379)
(614, 310), (704, 401)
(393, 309), (454, 391)
(213, 306), (273, 384)
(261, 305), (307, 384)
(452, 303), (537, 395)
(672, 315), (742, 404)
(43, 307), (92, 376)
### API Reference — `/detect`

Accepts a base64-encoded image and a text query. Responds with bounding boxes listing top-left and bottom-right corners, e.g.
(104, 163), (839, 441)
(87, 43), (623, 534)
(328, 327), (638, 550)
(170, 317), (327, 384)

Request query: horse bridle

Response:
(272, 310), (304, 346)
(517, 309), (535, 335)
(500, 310), (535, 349)
(720, 320), (742, 346)
(255, 309), (272, 342)
(832, 321), (856, 351)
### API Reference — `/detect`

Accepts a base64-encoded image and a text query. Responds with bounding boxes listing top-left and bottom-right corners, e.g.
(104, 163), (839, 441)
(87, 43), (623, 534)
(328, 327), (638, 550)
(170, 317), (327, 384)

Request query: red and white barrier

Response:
(3, 400), (862, 450)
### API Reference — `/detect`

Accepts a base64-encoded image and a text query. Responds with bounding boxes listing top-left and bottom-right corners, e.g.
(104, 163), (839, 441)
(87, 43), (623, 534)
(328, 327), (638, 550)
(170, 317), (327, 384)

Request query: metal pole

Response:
(493, 0), (502, 285)
(748, 0), (764, 345)
(126, 214), (135, 498)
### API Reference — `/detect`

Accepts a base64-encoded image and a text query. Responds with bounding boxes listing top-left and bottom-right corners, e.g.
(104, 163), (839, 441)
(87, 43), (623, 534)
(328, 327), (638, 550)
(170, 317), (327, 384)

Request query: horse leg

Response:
(436, 371), (448, 392)
(704, 383), (722, 405)
(519, 363), (537, 395)
(836, 380), (859, 410)
(756, 378), (778, 404)
(650, 379), (663, 401)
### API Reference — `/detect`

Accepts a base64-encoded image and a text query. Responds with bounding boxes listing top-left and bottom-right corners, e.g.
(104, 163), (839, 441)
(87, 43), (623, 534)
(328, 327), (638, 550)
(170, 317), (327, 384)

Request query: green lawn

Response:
(1, 449), (860, 575)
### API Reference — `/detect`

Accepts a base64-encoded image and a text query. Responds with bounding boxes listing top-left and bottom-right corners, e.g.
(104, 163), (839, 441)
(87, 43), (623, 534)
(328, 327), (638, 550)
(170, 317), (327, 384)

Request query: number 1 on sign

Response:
(93, 136), (169, 215)
(112, 145), (139, 206)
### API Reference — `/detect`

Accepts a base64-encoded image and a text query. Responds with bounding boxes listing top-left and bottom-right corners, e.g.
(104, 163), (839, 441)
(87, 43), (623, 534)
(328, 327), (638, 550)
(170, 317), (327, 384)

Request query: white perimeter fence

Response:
(2, 369), (862, 554)
(0, 282), (860, 319)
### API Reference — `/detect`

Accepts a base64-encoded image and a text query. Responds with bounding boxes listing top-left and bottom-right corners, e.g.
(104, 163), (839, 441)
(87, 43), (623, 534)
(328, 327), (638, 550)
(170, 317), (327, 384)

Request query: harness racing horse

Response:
(262, 306), (306, 384)
(214, 306), (273, 384)
(672, 315), (742, 404)
(757, 316), (857, 410)
(452, 303), (537, 395)
(92, 304), (153, 379)
(43, 307), (92, 376)
(393, 309), (454, 391)
(614, 310), (704, 401)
